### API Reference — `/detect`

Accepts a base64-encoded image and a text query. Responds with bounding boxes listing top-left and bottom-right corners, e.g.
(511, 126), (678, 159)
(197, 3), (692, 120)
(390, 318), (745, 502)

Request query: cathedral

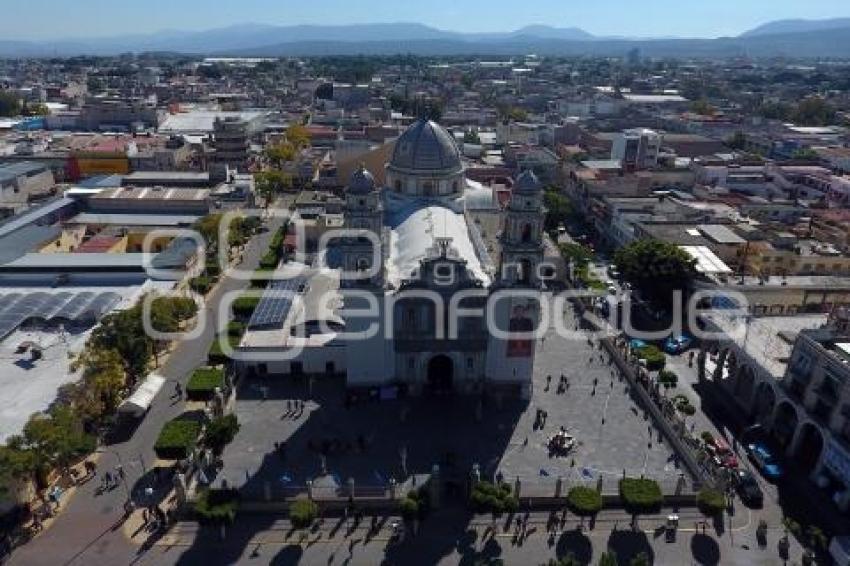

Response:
(239, 118), (548, 399)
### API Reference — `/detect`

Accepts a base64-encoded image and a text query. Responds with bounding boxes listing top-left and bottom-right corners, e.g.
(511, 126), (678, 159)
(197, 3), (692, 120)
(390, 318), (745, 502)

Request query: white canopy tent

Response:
(118, 373), (166, 418)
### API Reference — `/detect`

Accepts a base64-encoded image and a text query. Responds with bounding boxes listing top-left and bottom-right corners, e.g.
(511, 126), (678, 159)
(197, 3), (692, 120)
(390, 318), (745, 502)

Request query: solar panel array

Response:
(248, 276), (308, 329)
(0, 291), (122, 340)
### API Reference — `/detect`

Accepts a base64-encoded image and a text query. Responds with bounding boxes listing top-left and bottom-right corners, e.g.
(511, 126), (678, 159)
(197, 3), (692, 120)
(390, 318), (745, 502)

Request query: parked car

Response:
(706, 436), (739, 469)
(746, 442), (783, 481)
(734, 469), (764, 507)
(664, 334), (694, 354)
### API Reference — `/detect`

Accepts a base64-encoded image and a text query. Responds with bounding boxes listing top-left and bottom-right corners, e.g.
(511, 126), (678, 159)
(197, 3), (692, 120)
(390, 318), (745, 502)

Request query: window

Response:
(358, 199), (365, 206)
(521, 223), (533, 243)
(394, 179), (402, 191)
(467, 357), (474, 370)
(452, 181), (459, 192)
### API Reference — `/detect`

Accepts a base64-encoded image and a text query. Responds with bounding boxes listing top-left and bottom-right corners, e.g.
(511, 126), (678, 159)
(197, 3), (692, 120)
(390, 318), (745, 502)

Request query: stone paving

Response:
(221, 301), (681, 499)
(500, 306), (682, 492)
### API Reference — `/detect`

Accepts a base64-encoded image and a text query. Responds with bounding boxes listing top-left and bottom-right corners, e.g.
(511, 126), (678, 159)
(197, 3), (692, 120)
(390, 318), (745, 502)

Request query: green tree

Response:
(614, 239), (697, 310)
(725, 131), (747, 151)
(254, 170), (293, 207)
(70, 348), (127, 423)
(792, 148), (820, 161)
(0, 443), (38, 493)
(544, 188), (573, 232)
(265, 141), (296, 168)
(19, 407), (95, 482)
(204, 415), (240, 456)
(597, 552), (617, 566)
(690, 99), (715, 116)
(630, 553), (650, 566)
(657, 370), (678, 390)
(89, 305), (152, 384)
(0, 91), (21, 117)
(285, 123), (311, 150)
(463, 130), (481, 144)
(194, 214), (224, 249)
(793, 97), (836, 126)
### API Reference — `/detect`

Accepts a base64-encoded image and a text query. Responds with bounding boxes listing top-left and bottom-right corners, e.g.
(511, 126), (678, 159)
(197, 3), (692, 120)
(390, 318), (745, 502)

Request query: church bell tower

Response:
(499, 170), (546, 287)
(341, 165), (384, 287)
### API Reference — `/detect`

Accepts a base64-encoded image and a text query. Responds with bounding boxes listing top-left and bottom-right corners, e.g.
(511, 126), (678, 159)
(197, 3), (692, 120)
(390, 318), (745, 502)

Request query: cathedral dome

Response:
(513, 169), (543, 194)
(388, 118), (463, 176)
(348, 165), (376, 193)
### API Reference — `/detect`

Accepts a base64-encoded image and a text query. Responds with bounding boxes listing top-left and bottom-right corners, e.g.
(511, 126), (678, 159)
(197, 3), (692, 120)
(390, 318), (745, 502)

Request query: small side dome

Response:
(348, 165), (376, 193)
(514, 169), (542, 194)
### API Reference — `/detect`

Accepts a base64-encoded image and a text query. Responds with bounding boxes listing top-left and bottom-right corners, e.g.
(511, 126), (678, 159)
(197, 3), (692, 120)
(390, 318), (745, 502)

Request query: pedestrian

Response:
(173, 382), (182, 399)
(104, 471), (113, 489)
(115, 465), (125, 482)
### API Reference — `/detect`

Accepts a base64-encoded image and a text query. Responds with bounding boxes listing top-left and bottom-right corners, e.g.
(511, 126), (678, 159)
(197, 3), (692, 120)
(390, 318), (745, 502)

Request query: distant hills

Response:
(740, 17), (850, 37)
(2, 19), (850, 58)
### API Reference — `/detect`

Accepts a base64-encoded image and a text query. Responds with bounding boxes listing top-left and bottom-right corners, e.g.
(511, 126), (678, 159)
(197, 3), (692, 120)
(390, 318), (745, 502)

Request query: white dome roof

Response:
(388, 119), (463, 176)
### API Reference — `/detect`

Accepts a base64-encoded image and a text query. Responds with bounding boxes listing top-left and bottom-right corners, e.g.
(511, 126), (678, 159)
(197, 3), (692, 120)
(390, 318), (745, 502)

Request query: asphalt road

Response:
(7, 214), (285, 566)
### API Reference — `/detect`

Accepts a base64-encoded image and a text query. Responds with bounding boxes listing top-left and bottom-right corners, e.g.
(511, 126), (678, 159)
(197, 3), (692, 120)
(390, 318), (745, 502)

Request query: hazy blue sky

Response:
(5, 0), (850, 40)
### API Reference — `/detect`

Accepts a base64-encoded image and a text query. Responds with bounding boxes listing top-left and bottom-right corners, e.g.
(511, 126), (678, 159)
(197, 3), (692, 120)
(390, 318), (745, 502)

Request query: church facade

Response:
(239, 119), (548, 399)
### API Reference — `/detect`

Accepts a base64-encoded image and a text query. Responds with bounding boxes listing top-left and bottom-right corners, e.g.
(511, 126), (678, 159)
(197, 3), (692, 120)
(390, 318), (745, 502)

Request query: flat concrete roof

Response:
(68, 213), (200, 226)
(0, 281), (173, 441)
(701, 313), (828, 378)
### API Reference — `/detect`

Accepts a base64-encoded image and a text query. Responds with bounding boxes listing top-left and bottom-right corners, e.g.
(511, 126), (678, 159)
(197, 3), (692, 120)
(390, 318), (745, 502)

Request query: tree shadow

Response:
(690, 533), (721, 566)
(269, 544), (304, 565)
(556, 528), (593, 564)
(607, 530), (654, 565)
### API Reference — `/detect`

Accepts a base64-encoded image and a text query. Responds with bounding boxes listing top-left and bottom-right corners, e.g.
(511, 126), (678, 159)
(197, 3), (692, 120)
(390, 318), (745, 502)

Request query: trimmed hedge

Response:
(208, 335), (240, 365)
(289, 499), (318, 529)
(227, 321), (245, 338)
(566, 486), (603, 518)
(470, 481), (519, 514)
(154, 418), (202, 460)
(696, 487), (726, 518)
(636, 344), (666, 371)
(186, 367), (225, 401)
(619, 477), (663, 517)
(189, 275), (213, 295)
(194, 488), (239, 525)
(232, 295), (261, 320)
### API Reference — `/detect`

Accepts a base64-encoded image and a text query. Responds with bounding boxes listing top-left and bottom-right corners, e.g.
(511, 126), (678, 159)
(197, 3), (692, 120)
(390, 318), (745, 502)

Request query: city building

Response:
(611, 128), (661, 171)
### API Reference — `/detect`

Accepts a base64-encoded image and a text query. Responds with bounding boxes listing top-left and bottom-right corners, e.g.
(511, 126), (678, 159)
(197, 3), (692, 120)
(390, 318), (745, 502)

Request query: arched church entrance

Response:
(427, 355), (454, 393)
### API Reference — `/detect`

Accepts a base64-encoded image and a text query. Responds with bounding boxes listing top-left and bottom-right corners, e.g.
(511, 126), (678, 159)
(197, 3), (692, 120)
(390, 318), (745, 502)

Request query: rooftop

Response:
(90, 186), (210, 202)
(701, 312), (828, 378)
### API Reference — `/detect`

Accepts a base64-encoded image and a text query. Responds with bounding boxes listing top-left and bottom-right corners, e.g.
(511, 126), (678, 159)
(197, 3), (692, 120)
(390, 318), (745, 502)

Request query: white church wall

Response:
(343, 292), (396, 386)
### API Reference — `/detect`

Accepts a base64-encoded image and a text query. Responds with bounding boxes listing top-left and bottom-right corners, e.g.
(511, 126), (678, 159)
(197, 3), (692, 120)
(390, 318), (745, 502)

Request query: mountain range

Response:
(2, 19), (850, 58)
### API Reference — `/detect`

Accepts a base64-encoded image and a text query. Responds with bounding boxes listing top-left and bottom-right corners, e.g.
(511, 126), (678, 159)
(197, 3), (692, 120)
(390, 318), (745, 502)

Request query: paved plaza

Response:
(222, 302), (683, 499)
